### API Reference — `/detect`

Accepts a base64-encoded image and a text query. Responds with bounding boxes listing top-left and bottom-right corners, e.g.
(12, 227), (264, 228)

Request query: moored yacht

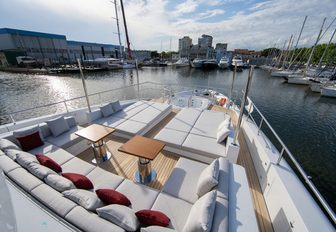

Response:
(191, 58), (205, 68)
(0, 66), (335, 232)
(172, 57), (189, 68)
(218, 57), (231, 69)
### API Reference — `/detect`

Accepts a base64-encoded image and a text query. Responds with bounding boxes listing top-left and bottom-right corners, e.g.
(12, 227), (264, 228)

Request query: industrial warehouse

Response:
(0, 28), (123, 67)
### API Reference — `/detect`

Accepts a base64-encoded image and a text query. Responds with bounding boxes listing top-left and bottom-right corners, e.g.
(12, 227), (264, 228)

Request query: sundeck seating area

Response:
(154, 108), (238, 163)
(0, 100), (258, 232)
(87, 100), (172, 138)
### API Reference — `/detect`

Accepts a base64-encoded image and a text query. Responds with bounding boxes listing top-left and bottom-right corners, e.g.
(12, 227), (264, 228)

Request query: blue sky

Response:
(0, 0), (336, 51)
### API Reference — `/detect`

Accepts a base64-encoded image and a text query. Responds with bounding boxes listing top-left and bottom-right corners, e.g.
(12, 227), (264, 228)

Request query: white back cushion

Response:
(183, 190), (217, 232)
(63, 189), (104, 211)
(45, 174), (76, 192)
(196, 159), (219, 197)
(46, 116), (70, 137)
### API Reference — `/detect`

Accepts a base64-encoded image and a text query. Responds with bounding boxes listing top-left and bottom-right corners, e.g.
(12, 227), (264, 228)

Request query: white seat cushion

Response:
(61, 157), (95, 176)
(182, 134), (227, 158)
(154, 128), (188, 148)
(151, 192), (192, 231)
(162, 158), (207, 204)
(28, 142), (59, 155)
(65, 206), (125, 232)
(41, 148), (74, 166)
(190, 110), (228, 139)
(7, 168), (43, 191)
(31, 184), (77, 217)
(229, 164), (259, 232)
(165, 108), (202, 133)
(0, 155), (21, 173)
(86, 167), (124, 190)
(45, 126), (82, 148)
(115, 180), (160, 211)
(116, 120), (147, 135)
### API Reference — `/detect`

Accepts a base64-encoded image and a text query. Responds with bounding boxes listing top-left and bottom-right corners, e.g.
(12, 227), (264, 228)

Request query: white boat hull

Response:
(321, 86), (336, 97)
(287, 77), (310, 85)
(310, 83), (322, 93)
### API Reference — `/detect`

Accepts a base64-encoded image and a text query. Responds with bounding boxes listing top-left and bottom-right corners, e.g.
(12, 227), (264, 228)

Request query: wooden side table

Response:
(75, 124), (115, 164)
(118, 135), (165, 183)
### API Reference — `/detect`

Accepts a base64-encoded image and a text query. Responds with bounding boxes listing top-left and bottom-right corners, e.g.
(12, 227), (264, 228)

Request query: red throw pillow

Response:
(36, 154), (62, 173)
(96, 189), (131, 206)
(135, 210), (170, 227)
(62, 173), (93, 189)
(16, 131), (44, 152)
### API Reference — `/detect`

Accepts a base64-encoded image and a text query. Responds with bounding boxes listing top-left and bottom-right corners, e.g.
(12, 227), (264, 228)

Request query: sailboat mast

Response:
(119, 0), (132, 59)
(304, 17), (326, 76)
(288, 16), (307, 68)
(282, 34), (293, 69)
(317, 28), (336, 69)
(113, 0), (123, 59)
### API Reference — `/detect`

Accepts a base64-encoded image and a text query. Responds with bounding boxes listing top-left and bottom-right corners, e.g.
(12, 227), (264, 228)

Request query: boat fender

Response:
(219, 97), (226, 106)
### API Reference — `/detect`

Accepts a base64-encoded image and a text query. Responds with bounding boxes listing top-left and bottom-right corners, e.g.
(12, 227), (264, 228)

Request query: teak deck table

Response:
(118, 135), (165, 183)
(75, 124), (115, 164)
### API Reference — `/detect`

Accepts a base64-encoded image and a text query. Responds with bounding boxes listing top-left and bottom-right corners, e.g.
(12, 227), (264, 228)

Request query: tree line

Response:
(261, 43), (336, 65)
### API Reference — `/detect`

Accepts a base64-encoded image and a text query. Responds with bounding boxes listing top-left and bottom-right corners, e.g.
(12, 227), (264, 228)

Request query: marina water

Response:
(0, 67), (335, 212)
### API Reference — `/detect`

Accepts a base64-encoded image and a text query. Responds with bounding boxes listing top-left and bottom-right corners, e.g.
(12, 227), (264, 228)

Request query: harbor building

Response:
(198, 34), (213, 47)
(215, 43), (228, 52)
(178, 36), (192, 58)
(0, 28), (123, 66)
(67, 41), (122, 63)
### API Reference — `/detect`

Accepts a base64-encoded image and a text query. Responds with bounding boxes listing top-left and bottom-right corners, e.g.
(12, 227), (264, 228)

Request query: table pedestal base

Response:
(91, 140), (111, 164)
(135, 158), (156, 183)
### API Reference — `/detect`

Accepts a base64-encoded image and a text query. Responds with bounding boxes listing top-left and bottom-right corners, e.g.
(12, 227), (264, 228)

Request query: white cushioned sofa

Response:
(86, 100), (172, 138)
(154, 108), (239, 163)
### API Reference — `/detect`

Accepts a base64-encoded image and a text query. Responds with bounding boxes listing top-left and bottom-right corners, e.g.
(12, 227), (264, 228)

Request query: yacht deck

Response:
(69, 104), (274, 232)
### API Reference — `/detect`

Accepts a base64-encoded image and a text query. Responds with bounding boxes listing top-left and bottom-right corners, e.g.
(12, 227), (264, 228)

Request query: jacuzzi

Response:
(170, 95), (211, 110)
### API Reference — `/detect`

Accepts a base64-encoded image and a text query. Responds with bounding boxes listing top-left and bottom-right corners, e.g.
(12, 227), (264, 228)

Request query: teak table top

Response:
(75, 124), (115, 143)
(118, 135), (165, 160)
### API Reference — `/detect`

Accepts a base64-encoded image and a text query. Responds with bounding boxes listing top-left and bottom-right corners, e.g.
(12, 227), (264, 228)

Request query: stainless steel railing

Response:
(245, 97), (336, 224)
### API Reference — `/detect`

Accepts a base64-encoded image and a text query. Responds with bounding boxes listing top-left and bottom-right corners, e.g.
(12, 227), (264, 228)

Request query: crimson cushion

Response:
(96, 189), (131, 206)
(62, 173), (93, 189)
(36, 154), (62, 173)
(16, 131), (44, 151)
(135, 210), (170, 227)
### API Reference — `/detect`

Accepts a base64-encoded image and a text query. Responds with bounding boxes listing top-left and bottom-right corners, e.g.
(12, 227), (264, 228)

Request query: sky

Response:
(0, 0), (336, 51)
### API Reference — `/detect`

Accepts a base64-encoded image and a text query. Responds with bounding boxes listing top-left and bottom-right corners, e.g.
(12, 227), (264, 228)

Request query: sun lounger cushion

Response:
(151, 192), (193, 231)
(65, 206), (125, 232)
(165, 108), (202, 133)
(116, 120), (147, 135)
(154, 128), (188, 148)
(162, 157), (207, 204)
(190, 110), (228, 139)
(94, 116), (126, 128)
(31, 184), (77, 217)
(115, 180), (160, 212)
(86, 167), (124, 190)
(182, 134), (227, 158)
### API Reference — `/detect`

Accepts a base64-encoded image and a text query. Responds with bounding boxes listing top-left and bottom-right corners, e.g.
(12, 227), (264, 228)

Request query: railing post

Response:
(9, 114), (16, 125)
(233, 65), (254, 145)
(135, 59), (140, 100)
(277, 147), (285, 164)
(63, 101), (69, 113)
(257, 118), (264, 135)
(228, 61), (237, 109)
(77, 58), (91, 112)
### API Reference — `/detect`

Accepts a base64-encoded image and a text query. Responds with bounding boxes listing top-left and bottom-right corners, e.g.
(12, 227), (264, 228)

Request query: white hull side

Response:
(321, 86), (336, 97)
(287, 78), (310, 85)
(310, 83), (322, 93)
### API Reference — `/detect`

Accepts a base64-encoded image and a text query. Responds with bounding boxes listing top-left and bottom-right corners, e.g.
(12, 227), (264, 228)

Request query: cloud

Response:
(0, 0), (336, 51)
(198, 9), (225, 20)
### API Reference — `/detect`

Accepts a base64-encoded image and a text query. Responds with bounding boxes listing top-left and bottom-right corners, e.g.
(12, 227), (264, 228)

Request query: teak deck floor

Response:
(74, 103), (273, 232)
